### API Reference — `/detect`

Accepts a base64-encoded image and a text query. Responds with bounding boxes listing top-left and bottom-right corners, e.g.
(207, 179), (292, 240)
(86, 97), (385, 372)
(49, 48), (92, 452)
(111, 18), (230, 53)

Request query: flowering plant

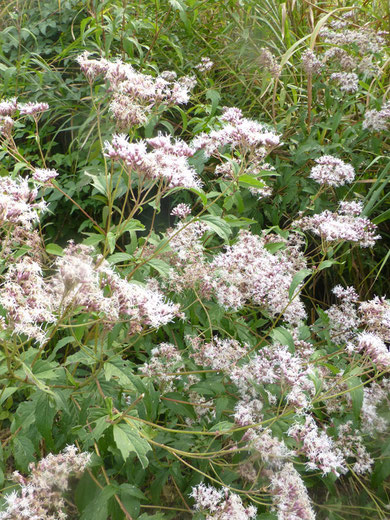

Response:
(0, 3), (389, 520)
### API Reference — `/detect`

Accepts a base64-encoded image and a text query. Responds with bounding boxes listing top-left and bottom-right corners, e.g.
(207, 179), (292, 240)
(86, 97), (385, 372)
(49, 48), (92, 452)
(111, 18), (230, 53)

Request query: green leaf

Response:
(147, 258), (171, 277)
(107, 252), (133, 264)
(288, 268), (312, 299)
(238, 174), (266, 188)
(346, 376), (363, 420)
(45, 243), (64, 256)
(0, 387), (18, 406)
(199, 215), (231, 240)
(113, 423), (151, 469)
(80, 485), (117, 520)
(34, 393), (56, 449)
(12, 436), (35, 472)
(206, 89), (221, 117)
(271, 327), (295, 351)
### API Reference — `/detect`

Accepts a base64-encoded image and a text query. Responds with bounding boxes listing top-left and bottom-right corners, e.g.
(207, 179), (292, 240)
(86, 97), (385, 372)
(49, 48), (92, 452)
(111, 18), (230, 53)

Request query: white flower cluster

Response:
(210, 230), (307, 323)
(309, 155), (355, 187)
(196, 56), (214, 72)
(288, 415), (346, 476)
(330, 72), (359, 92)
(139, 342), (184, 392)
(0, 176), (46, 229)
(0, 241), (180, 344)
(192, 106), (280, 157)
(295, 200), (380, 248)
(271, 463), (316, 520)
(0, 445), (90, 520)
(301, 49), (323, 75)
(189, 335), (250, 371)
(363, 102), (390, 132)
(77, 52), (195, 128)
(190, 484), (257, 519)
(104, 133), (201, 189)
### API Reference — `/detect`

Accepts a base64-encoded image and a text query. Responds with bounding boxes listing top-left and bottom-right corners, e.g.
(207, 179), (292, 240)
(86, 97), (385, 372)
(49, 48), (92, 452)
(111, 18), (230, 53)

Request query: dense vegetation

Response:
(0, 1), (389, 519)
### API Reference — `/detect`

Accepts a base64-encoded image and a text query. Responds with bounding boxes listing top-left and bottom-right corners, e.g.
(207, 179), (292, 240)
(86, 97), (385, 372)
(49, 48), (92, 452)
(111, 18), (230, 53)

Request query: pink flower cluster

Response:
(330, 72), (359, 92)
(77, 52), (196, 128)
(0, 98), (49, 117)
(309, 155), (355, 187)
(301, 49), (323, 75)
(139, 342), (184, 392)
(190, 484), (257, 519)
(104, 133), (201, 189)
(288, 415), (346, 476)
(210, 230), (307, 323)
(363, 102), (390, 132)
(196, 57), (214, 72)
(0, 176), (46, 229)
(230, 342), (315, 414)
(0, 445), (90, 520)
(192, 107), (280, 157)
(189, 335), (250, 371)
(295, 201), (380, 248)
(271, 463), (316, 520)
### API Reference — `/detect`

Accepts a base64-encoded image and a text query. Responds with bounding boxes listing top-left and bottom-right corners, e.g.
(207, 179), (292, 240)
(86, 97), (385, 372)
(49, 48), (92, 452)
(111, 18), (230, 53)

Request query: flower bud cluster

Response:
(301, 49), (323, 75)
(196, 56), (214, 72)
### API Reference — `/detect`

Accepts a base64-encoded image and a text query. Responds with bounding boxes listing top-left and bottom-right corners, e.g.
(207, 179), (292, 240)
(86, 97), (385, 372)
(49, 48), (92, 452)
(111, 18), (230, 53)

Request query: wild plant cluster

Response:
(0, 1), (389, 519)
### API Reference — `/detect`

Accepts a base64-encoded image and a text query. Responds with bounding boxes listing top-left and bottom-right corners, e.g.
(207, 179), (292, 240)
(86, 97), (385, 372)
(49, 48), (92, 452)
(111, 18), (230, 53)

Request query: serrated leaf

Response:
(347, 376), (363, 420)
(147, 258), (171, 277)
(113, 423), (151, 469)
(34, 392), (56, 449)
(12, 436), (35, 471)
(271, 327), (295, 351)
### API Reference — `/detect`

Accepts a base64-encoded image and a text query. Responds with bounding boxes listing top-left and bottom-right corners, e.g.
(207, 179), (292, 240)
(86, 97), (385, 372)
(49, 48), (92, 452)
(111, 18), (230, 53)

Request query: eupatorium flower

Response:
(32, 168), (59, 183)
(330, 72), (359, 92)
(190, 484), (257, 519)
(189, 335), (250, 371)
(0, 257), (55, 344)
(104, 133), (201, 189)
(77, 53), (196, 128)
(271, 463), (316, 520)
(196, 57), (214, 72)
(192, 107), (280, 157)
(301, 49), (323, 75)
(139, 342), (184, 392)
(0, 445), (90, 520)
(18, 102), (50, 115)
(0, 176), (46, 229)
(309, 155), (355, 187)
(294, 201), (380, 248)
(288, 415), (346, 476)
(363, 102), (390, 132)
(210, 230), (307, 323)
(356, 332), (390, 369)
